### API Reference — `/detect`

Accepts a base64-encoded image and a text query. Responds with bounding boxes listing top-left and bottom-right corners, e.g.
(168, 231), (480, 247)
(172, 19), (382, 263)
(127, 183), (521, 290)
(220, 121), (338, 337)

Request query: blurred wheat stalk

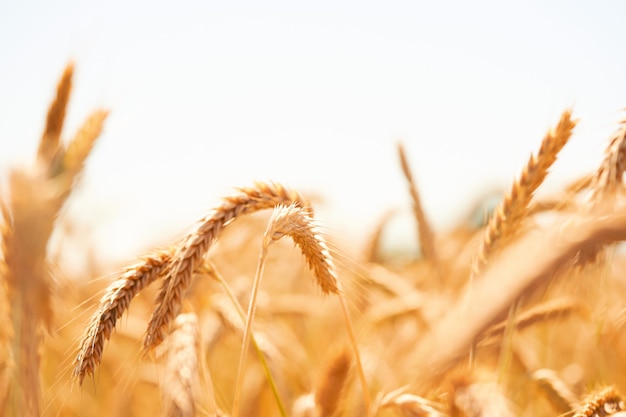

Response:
(0, 63), (107, 416)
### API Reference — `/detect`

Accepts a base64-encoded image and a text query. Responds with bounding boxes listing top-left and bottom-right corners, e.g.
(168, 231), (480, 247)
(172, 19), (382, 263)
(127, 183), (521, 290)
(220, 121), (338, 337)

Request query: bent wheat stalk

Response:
(232, 204), (369, 417)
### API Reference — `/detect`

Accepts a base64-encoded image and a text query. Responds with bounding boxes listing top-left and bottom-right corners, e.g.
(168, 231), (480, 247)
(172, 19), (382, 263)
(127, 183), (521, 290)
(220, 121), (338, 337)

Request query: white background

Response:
(2, 1), (625, 268)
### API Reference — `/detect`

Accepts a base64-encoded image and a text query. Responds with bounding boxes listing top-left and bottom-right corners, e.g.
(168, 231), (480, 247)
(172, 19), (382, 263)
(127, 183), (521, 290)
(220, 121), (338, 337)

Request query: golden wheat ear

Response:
(72, 249), (173, 385)
(573, 386), (625, 417)
(161, 313), (202, 417)
(38, 61), (73, 166)
(471, 109), (576, 277)
(143, 181), (308, 351)
(232, 204), (369, 417)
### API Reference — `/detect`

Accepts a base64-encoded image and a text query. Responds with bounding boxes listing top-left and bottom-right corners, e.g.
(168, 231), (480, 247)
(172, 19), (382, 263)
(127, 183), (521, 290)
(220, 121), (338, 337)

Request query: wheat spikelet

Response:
(161, 313), (201, 417)
(37, 62), (73, 165)
(314, 347), (351, 417)
(472, 110), (576, 276)
(573, 386), (625, 417)
(73, 249), (173, 384)
(144, 181), (307, 350)
(397, 142), (439, 268)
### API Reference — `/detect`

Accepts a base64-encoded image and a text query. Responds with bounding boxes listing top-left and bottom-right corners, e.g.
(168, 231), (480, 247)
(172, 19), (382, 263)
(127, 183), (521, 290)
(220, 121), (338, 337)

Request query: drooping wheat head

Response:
(144, 182), (308, 350)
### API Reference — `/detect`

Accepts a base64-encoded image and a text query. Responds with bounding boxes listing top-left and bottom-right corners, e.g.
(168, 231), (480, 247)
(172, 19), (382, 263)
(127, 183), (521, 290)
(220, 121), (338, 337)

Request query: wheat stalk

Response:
(471, 110), (576, 276)
(397, 142), (439, 270)
(232, 204), (369, 417)
(143, 181), (308, 350)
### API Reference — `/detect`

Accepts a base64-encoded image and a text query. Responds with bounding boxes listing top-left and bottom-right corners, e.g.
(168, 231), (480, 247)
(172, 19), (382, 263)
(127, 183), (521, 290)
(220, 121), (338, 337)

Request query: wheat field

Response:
(3, 62), (626, 417)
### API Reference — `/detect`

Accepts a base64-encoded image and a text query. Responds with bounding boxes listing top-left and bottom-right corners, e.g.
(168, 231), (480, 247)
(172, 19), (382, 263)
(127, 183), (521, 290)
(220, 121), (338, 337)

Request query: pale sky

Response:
(2, 1), (626, 267)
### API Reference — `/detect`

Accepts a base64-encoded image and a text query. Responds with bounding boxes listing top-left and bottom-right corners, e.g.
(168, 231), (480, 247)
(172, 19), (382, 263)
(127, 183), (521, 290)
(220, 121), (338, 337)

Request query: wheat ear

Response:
(51, 109), (109, 184)
(397, 143), (439, 269)
(161, 313), (201, 417)
(593, 117), (626, 193)
(73, 249), (173, 384)
(144, 181), (307, 350)
(472, 110), (576, 276)
(232, 204), (369, 416)
(573, 386), (625, 417)
(315, 347), (352, 417)
(37, 62), (73, 165)
(232, 204), (336, 417)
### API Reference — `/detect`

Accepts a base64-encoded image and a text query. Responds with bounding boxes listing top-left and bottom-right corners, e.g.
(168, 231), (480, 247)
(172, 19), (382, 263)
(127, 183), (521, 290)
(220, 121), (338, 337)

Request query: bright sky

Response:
(2, 1), (626, 267)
